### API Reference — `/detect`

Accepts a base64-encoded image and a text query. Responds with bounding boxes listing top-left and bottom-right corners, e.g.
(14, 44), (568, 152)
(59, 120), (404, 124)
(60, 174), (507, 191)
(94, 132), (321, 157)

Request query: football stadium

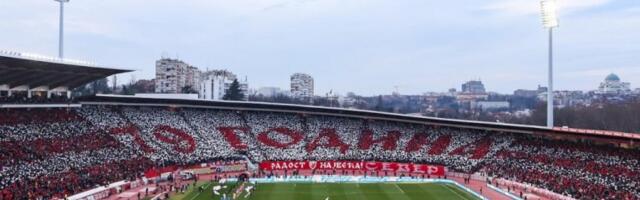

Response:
(2, 1), (640, 200)
(1, 52), (639, 200)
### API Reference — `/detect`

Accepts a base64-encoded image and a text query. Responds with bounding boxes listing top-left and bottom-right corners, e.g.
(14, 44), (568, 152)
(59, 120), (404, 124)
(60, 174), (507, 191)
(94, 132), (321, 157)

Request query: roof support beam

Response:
(28, 73), (69, 89)
(49, 74), (85, 89)
(0, 67), (24, 82)
(0, 70), (31, 85)
(6, 72), (52, 88)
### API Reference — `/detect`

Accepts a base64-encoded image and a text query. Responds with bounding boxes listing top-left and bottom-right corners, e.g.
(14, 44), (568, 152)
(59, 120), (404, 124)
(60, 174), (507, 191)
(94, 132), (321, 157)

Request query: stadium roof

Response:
(0, 51), (132, 90)
(80, 94), (640, 142)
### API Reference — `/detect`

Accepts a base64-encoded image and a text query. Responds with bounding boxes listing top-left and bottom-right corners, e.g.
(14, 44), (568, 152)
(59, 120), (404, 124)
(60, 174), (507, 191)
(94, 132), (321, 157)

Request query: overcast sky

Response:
(1, 0), (639, 95)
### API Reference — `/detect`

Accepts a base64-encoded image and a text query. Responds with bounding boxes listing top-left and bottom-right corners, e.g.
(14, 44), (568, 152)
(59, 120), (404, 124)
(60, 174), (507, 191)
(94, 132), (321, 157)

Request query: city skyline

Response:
(150, 58), (636, 96)
(1, 0), (639, 95)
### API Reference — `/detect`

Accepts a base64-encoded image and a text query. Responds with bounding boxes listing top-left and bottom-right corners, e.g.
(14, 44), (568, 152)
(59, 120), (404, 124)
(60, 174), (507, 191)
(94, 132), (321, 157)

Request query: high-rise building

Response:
(461, 80), (486, 94)
(290, 73), (314, 99)
(184, 66), (200, 92)
(199, 70), (248, 100)
(154, 58), (201, 93)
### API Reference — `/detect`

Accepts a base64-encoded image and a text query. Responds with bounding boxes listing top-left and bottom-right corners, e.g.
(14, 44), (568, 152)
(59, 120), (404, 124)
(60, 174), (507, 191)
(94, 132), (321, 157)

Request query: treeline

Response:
(519, 100), (640, 133)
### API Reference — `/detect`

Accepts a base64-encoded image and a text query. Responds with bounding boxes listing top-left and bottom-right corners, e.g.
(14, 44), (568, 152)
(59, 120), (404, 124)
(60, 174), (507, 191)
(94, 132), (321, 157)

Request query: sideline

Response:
(444, 184), (472, 200)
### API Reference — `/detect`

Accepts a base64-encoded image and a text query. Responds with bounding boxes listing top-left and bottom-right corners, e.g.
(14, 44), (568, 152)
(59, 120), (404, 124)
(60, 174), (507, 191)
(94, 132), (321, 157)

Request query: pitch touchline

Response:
(443, 184), (471, 200)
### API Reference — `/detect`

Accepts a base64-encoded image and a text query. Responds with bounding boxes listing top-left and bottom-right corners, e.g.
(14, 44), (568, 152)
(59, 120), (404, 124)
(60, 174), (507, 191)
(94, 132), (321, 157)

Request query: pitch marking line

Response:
(394, 183), (406, 194)
(188, 182), (213, 200)
(444, 184), (472, 200)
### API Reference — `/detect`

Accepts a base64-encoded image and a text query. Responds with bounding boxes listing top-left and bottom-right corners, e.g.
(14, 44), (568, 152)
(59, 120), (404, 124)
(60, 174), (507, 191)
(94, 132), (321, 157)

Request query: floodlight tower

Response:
(54, 0), (70, 59)
(541, 0), (559, 128)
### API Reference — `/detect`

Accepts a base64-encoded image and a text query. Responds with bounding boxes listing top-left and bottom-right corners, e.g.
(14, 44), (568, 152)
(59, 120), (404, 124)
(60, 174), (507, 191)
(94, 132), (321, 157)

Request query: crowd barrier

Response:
(447, 172), (575, 200)
(67, 179), (148, 200)
(491, 178), (576, 200)
(68, 161), (247, 200)
(446, 171), (485, 181)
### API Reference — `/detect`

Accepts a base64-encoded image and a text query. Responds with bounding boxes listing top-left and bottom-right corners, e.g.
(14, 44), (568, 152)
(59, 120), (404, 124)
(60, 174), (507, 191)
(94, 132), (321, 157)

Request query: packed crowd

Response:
(0, 108), (147, 200)
(0, 105), (638, 200)
(483, 138), (640, 200)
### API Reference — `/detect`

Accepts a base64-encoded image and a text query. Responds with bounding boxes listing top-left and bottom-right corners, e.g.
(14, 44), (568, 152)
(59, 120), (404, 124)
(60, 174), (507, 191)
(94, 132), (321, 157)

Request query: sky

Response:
(0, 0), (639, 96)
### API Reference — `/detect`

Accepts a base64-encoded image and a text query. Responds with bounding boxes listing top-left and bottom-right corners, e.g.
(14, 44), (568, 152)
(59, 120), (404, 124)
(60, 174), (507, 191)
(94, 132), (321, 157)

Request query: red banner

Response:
(259, 161), (445, 176)
(144, 166), (177, 178)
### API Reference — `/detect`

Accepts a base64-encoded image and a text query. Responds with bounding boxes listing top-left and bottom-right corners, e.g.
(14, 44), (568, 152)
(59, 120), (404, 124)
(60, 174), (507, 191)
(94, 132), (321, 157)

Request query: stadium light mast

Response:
(541, 0), (559, 128)
(54, 0), (69, 59)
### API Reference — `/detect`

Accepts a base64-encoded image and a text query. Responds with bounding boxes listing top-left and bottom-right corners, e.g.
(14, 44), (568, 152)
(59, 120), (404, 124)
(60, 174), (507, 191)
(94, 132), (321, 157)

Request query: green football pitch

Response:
(171, 181), (481, 200)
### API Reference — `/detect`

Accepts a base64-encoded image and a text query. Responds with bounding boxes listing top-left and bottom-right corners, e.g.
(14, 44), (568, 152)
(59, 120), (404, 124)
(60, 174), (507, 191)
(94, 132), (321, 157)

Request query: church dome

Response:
(605, 73), (620, 82)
